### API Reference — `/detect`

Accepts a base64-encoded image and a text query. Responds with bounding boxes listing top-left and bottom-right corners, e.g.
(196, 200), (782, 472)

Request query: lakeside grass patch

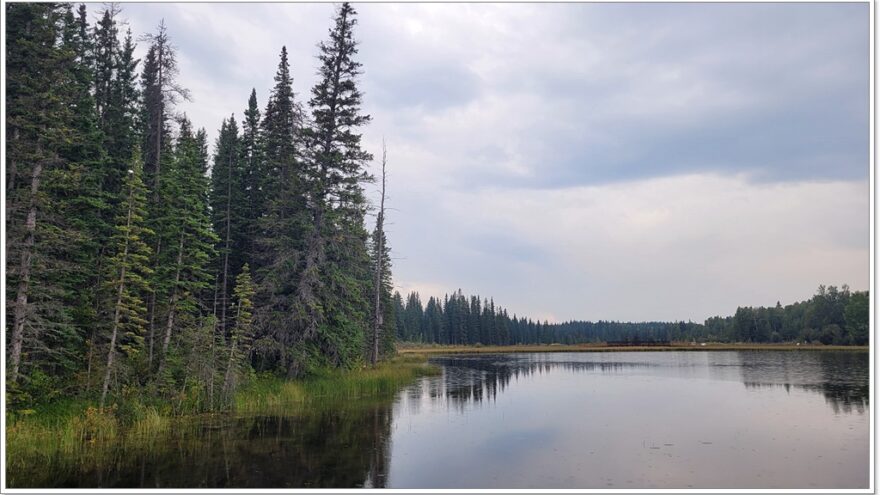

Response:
(233, 354), (440, 415)
(6, 355), (438, 486)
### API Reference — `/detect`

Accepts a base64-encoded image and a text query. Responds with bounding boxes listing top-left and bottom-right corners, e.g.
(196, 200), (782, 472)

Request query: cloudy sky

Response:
(117, 2), (869, 323)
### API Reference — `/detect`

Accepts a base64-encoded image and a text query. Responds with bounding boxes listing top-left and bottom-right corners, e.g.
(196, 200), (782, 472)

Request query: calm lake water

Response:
(24, 351), (870, 489)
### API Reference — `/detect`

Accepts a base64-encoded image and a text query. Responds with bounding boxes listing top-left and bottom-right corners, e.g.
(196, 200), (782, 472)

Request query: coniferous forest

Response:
(4, 2), (869, 421)
(391, 284), (868, 346)
(6, 2), (395, 411)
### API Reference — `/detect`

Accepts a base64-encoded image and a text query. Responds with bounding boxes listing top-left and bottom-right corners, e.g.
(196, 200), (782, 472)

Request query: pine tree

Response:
(100, 149), (154, 407)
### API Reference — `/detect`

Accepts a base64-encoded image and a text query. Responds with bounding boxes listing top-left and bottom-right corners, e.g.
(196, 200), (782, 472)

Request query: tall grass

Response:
(7, 355), (439, 486)
(233, 354), (440, 415)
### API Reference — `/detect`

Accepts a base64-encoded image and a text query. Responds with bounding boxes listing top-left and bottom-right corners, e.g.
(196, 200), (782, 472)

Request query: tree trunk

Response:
(101, 178), (135, 407)
(147, 237), (161, 368)
(10, 158), (43, 383)
(160, 229), (185, 365)
(223, 303), (242, 399)
(101, 264), (127, 408)
(371, 142), (387, 366)
(220, 145), (232, 336)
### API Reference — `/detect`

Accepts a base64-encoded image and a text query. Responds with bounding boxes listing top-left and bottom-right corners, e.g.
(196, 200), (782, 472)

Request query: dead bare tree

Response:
(371, 141), (387, 366)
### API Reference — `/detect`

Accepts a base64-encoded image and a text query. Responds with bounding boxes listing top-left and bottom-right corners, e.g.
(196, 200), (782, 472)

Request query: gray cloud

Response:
(119, 2), (870, 322)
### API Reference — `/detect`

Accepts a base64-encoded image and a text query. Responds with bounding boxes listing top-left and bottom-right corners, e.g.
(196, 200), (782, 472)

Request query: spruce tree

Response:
(7, 3), (93, 389)
(103, 27), (141, 200)
(254, 48), (309, 376)
(100, 149), (154, 407)
(139, 22), (190, 367)
(156, 118), (218, 373)
(302, 2), (374, 367)
(93, 5), (121, 128)
(210, 116), (246, 337)
(223, 264), (256, 398)
(240, 89), (263, 268)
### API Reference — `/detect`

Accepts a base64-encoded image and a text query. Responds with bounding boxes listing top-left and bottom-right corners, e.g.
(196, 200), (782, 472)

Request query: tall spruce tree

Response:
(210, 116), (247, 336)
(302, 2), (374, 367)
(60, 4), (117, 389)
(155, 118), (218, 374)
(139, 21), (190, 367)
(93, 4), (120, 128)
(253, 48), (309, 376)
(240, 89), (263, 268)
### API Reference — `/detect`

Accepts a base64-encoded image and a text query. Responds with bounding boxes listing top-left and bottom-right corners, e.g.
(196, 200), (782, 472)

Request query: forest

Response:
(392, 284), (868, 346)
(4, 2), (869, 419)
(6, 2), (394, 412)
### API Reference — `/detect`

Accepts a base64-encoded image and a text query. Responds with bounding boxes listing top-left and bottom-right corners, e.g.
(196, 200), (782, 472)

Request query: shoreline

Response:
(398, 343), (869, 354)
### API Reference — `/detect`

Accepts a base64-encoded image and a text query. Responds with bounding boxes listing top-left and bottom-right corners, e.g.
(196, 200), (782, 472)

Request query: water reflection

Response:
(425, 354), (656, 409)
(733, 351), (869, 413)
(45, 405), (394, 488)
(424, 351), (868, 414)
(16, 350), (869, 489)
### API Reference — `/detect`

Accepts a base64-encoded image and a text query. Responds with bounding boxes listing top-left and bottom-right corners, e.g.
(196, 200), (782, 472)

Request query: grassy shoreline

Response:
(398, 343), (869, 354)
(6, 355), (439, 487)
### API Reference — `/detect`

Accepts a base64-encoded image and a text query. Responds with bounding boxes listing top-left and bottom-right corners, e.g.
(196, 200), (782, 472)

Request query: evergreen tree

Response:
(103, 26), (141, 200)
(7, 3), (91, 390)
(155, 118), (218, 373)
(59, 4), (117, 391)
(240, 89), (263, 268)
(139, 22), (189, 367)
(253, 48), (309, 376)
(302, 2), (374, 367)
(140, 20), (188, 193)
(210, 115), (246, 336)
(224, 264), (256, 399)
(93, 5), (121, 128)
(100, 149), (154, 407)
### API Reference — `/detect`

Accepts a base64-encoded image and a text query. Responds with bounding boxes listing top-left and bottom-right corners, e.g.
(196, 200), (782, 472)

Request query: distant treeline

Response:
(392, 285), (868, 346)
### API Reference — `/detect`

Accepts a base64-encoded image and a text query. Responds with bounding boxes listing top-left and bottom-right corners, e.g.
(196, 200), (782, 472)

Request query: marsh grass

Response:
(7, 355), (439, 487)
(234, 355), (440, 415)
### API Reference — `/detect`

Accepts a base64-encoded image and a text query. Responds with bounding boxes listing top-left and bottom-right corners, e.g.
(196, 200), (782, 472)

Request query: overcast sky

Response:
(117, 2), (869, 323)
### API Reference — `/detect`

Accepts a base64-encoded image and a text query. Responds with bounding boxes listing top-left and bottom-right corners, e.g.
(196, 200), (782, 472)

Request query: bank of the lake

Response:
(5, 355), (439, 488)
(398, 342), (868, 354)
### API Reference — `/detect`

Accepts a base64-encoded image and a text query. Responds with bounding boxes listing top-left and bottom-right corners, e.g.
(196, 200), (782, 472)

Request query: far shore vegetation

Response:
(398, 342), (869, 354)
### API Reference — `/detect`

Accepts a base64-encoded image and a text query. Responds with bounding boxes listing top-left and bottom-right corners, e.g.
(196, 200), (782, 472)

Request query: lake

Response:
(16, 351), (870, 489)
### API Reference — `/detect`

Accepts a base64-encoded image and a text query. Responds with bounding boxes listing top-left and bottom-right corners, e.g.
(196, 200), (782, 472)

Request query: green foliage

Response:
(395, 285), (869, 346)
(5, 1), (405, 417)
(845, 291), (869, 345)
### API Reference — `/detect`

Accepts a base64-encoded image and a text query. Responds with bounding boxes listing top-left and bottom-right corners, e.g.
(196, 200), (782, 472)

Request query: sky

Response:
(116, 2), (870, 323)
